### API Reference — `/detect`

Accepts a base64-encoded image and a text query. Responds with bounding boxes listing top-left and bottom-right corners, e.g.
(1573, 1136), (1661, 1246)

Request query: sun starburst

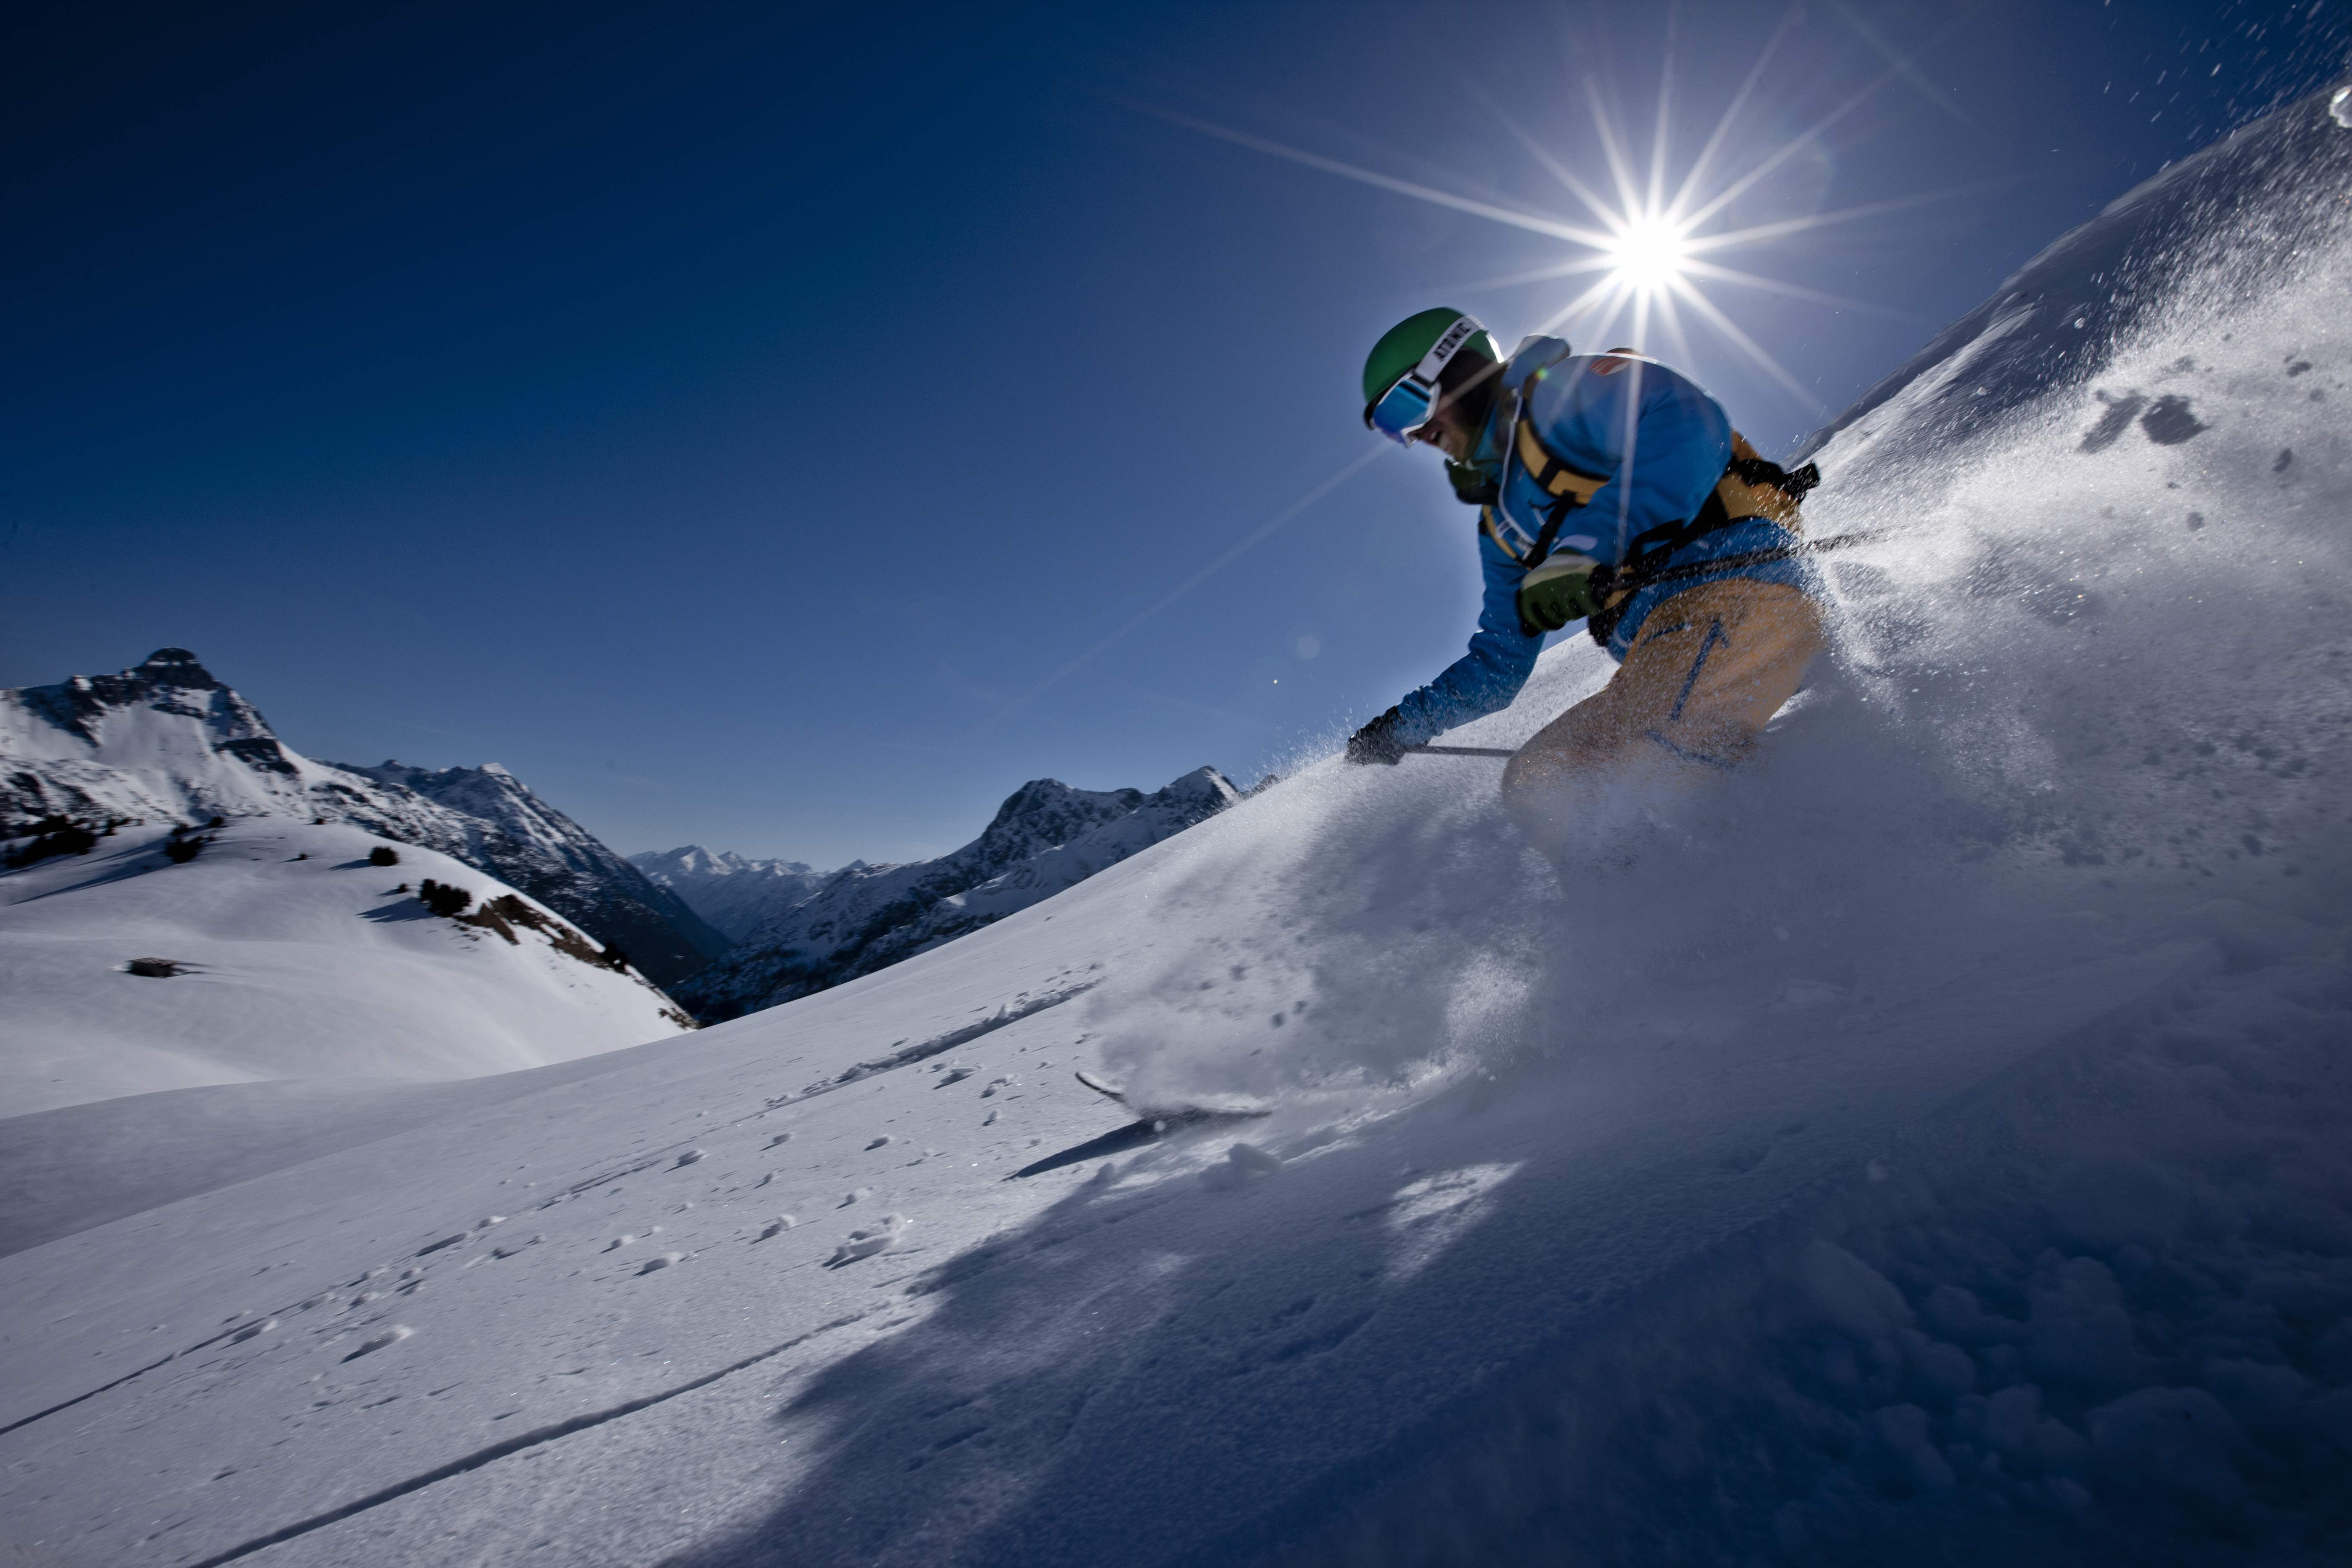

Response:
(1140, 6), (2007, 418)
(1603, 212), (1694, 295)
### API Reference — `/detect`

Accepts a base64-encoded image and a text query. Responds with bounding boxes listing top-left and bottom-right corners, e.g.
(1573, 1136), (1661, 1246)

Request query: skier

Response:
(1343, 308), (1826, 852)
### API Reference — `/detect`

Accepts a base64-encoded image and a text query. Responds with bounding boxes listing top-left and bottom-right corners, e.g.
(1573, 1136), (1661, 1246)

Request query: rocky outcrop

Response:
(333, 761), (730, 987)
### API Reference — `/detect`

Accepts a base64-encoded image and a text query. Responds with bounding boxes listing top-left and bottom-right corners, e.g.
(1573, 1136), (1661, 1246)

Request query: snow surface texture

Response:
(0, 1042), (694, 1260)
(627, 847), (833, 945)
(1, 87), (2349, 1568)
(0, 651), (727, 986)
(0, 820), (691, 1118)
(678, 766), (1241, 1020)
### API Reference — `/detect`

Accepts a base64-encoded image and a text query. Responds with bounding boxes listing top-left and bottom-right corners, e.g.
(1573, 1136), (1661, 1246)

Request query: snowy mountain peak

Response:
(20, 647), (260, 747)
(2, 652), (728, 987)
(629, 846), (833, 945)
(968, 778), (1150, 876)
(5, 649), (337, 819)
(635, 845), (820, 881)
(133, 646), (209, 678)
(1157, 764), (1244, 810)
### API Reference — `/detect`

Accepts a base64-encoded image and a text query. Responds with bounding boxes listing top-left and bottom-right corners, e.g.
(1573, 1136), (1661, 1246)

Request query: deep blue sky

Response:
(6, 1), (2345, 864)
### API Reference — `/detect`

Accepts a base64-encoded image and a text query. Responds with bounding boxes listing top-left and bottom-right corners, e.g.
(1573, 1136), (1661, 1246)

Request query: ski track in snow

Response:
(3, 87), (2352, 1568)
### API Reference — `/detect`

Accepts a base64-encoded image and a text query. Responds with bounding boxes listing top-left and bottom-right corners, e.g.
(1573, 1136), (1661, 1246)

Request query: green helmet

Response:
(1361, 307), (1499, 408)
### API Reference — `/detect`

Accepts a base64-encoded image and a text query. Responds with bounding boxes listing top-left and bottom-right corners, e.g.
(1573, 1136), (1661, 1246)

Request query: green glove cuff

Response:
(1516, 552), (1603, 634)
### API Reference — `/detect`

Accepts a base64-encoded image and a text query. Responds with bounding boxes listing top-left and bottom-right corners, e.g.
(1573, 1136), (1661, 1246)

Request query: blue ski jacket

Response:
(1386, 338), (1810, 748)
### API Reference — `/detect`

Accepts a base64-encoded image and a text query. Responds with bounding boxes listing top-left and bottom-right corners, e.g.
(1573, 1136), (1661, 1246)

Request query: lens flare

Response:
(1604, 215), (1692, 294)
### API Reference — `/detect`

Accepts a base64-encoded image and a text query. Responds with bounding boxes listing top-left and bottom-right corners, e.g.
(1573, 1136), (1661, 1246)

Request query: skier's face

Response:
(1413, 407), (1475, 463)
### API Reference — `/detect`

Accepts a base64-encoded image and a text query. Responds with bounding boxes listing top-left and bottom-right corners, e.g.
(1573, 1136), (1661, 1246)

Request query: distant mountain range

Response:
(0, 648), (727, 986)
(628, 846), (835, 944)
(3, 647), (1250, 1023)
(671, 766), (1242, 1021)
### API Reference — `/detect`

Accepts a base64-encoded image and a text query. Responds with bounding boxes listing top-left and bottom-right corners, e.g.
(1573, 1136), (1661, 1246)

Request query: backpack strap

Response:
(1512, 415), (1610, 509)
(1583, 434), (1821, 647)
(1510, 412), (1609, 568)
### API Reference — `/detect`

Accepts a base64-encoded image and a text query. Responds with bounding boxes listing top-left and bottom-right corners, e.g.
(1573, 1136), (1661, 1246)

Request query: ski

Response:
(1009, 1073), (1270, 1179)
(1073, 1070), (1269, 1127)
(1072, 1068), (1126, 1102)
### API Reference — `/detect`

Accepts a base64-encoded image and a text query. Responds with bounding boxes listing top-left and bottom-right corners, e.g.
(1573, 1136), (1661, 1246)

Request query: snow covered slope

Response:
(0, 820), (692, 1117)
(0, 650), (725, 986)
(679, 766), (1241, 1020)
(627, 846), (832, 944)
(1, 86), (2348, 1568)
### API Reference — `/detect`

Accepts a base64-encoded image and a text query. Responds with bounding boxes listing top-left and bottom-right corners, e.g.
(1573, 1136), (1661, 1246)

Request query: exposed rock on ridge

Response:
(331, 760), (731, 987)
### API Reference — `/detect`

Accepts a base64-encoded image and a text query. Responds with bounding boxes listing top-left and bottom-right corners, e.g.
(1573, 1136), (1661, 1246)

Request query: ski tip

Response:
(1073, 1069), (1124, 1101)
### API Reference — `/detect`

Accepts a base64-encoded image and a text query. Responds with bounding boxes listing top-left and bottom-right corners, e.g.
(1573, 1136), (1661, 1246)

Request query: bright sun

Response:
(1158, 22), (1959, 414)
(1604, 214), (1692, 293)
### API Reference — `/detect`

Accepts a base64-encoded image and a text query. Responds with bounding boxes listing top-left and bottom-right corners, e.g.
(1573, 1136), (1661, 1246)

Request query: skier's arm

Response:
(1384, 533), (1544, 747)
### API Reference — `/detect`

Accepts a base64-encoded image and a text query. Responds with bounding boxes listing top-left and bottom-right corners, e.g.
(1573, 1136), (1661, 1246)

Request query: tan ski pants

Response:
(1501, 577), (1826, 841)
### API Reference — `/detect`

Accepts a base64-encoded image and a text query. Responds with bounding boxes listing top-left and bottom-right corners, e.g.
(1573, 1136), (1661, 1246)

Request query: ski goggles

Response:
(1363, 312), (1489, 445)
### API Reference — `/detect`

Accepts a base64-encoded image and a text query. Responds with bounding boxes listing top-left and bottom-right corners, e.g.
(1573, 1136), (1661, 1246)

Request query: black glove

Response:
(1345, 707), (1407, 765)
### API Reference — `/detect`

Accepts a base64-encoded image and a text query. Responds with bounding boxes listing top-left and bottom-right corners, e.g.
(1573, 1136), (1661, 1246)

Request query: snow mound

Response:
(0, 820), (693, 1116)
